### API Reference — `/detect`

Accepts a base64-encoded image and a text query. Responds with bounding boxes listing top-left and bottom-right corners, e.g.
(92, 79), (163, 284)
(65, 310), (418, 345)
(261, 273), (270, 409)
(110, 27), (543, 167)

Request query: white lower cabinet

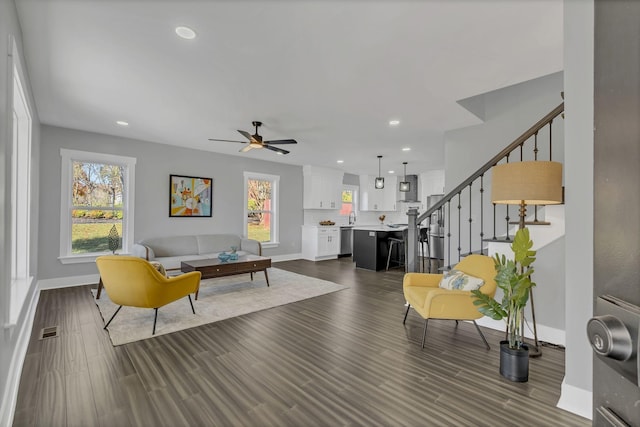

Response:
(302, 226), (340, 261)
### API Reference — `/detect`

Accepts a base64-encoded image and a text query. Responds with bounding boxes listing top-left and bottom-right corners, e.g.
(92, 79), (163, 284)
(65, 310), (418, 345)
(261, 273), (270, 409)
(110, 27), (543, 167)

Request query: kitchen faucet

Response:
(348, 212), (356, 225)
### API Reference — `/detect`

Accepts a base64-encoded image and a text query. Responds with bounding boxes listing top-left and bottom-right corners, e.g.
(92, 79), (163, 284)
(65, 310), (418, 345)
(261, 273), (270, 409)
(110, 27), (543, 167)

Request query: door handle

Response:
(587, 314), (633, 361)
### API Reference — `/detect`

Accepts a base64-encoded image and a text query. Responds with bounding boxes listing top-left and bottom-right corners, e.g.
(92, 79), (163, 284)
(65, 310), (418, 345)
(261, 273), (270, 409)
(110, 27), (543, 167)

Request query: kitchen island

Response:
(352, 225), (407, 271)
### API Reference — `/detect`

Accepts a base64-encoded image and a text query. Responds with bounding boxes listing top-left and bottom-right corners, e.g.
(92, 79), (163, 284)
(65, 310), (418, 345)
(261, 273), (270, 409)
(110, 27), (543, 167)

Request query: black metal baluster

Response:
(549, 119), (553, 161)
(468, 183), (473, 255)
(447, 201), (452, 269)
(480, 174), (485, 252)
(492, 202), (497, 240)
(457, 192), (462, 262)
(504, 156), (510, 241)
(534, 131), (539, 160)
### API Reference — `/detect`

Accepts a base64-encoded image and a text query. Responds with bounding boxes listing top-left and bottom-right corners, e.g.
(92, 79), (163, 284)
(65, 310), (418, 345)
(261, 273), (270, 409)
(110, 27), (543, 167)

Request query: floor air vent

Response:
(39, 326), (59, 340)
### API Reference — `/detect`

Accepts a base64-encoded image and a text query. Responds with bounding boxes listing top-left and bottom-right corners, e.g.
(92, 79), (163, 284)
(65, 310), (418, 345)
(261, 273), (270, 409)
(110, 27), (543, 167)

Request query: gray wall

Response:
(0, 0), (41, 423)
(38, 125), (303, 280)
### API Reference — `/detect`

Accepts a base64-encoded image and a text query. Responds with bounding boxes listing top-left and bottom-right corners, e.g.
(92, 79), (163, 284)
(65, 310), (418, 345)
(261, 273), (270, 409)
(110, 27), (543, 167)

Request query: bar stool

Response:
(386, 230), (407, 271)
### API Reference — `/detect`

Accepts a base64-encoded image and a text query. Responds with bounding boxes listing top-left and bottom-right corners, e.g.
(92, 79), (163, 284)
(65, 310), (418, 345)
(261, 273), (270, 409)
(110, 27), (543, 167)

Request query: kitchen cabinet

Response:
(352, 226), (405, 271)
(359, 175), (397, 211)
(303, 166), (344, 209)
(302, 226), (340, 261)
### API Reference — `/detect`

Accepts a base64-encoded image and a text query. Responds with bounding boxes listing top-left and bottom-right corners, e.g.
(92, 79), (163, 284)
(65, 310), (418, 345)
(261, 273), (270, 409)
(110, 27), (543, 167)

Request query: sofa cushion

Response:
(155, 254), (209, 270)
(141, 236), (198, 257)
(197, 234), (241, 255)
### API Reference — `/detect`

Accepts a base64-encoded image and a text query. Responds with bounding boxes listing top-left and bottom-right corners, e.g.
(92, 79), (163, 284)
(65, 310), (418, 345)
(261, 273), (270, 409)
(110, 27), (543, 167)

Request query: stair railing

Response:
(406, 102), (564, 273)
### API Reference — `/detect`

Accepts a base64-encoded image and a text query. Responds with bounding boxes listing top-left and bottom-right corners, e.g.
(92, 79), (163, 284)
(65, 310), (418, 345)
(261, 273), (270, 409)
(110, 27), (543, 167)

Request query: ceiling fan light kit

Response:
(375, 155), (385, 189)
(208, 121), (297, 155)
(399, 161), (410, 192)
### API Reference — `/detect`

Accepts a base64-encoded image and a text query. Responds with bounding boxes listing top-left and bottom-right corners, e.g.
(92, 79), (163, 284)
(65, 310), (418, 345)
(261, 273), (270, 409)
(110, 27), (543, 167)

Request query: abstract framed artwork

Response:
(170, 174), (213, 217)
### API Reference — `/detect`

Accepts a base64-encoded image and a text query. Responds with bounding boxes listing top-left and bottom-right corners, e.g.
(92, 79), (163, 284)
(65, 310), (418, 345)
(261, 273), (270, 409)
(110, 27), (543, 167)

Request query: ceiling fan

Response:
(208, 121), (297, 155)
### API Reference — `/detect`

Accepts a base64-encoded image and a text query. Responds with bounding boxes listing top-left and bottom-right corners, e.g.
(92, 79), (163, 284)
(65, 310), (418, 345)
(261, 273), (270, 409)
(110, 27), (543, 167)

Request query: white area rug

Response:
(92, 267), (348, 346)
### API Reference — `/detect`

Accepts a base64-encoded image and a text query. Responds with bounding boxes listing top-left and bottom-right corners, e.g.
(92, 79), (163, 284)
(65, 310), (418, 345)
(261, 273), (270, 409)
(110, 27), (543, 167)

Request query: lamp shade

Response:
(492, 161), (563, 205)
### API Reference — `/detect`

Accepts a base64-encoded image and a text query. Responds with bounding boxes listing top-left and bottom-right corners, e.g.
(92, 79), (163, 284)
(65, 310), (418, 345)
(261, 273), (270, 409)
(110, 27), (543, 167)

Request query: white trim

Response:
(38, 274), (100, 290)
(557, 380), (593, 420)
(59, 149), (136, 258)
(475, 317), (566, 346)
(0, 285), (39, 427)
(243, 171), (280, 245)
(271, 253), (303, 262)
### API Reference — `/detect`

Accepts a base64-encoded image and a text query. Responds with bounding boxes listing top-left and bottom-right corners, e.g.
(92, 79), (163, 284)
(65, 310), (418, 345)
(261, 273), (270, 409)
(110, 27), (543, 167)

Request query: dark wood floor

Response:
(13, 258), (588, 426)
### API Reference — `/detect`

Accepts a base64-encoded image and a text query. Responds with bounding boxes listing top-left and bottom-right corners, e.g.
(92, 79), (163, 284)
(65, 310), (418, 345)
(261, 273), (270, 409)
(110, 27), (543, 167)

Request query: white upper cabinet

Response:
(303, 166), (344, 210)
(359, 175), (398, 211)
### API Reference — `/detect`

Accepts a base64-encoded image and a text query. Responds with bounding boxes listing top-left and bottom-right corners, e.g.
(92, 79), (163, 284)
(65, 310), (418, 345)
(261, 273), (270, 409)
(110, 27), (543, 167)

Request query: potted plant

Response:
(471, 227), (536, 382)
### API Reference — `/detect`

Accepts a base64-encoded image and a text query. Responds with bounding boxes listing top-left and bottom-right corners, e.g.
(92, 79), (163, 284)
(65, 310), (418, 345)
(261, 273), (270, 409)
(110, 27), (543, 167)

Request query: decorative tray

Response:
(319, 221), (336, 226)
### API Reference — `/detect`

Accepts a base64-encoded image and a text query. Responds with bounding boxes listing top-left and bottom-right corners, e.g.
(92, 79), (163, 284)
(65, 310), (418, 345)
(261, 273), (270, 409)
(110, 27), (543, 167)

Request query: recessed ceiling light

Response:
(388, 170), (395, 174)
(389, 120), (400, 126)
(402, 147), (411, 151)
(116, 120), (129, 126)
(337, 160), (344, 164)
(175, 26), (197, 40)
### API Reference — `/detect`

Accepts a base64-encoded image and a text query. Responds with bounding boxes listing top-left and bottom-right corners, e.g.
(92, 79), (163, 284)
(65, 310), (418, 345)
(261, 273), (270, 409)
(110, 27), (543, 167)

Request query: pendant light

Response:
(375, 155), (384, 189)
(399, 162), (410, 192)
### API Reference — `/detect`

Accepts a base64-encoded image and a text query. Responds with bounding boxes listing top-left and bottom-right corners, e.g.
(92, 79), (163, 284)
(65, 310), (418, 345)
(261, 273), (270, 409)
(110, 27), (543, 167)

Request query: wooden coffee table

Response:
(181, 254), (271, 300)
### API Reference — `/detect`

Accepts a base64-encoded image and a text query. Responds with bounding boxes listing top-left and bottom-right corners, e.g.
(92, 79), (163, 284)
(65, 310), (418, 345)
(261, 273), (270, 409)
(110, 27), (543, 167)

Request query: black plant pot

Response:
(499, 340), (529, 382)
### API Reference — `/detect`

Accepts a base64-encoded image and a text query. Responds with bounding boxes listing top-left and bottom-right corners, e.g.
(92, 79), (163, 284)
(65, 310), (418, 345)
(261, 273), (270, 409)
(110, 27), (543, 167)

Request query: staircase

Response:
(406, 102), (565, 273)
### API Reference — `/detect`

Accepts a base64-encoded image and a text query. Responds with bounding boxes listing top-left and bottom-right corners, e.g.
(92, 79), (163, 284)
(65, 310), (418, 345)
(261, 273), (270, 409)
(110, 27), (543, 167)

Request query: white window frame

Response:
(243, 171), (279, 248)
(6, 36), (34, 325)
(339, 184), (359, 219)
(59, 149), (136, 264)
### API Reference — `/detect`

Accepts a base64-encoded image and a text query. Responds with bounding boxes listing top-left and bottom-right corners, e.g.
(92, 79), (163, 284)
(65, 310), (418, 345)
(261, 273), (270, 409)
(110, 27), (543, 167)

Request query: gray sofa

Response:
(131, 234), (262, 270)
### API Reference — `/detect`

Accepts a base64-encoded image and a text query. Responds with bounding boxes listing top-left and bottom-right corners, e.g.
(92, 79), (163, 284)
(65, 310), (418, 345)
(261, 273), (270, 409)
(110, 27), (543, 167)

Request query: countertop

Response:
(352, 224), (408, 232)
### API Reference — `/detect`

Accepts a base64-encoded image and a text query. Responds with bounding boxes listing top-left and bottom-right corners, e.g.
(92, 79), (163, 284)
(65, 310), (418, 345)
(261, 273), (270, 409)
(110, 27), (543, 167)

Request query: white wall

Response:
(557, 0), (594, 419)
(37, 125), (304, 281)
(0, 0), (41, 424)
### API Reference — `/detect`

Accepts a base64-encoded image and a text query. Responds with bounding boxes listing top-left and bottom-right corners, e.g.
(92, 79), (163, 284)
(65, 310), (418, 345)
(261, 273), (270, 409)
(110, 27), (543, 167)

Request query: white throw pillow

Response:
(438, 269), (484, 291)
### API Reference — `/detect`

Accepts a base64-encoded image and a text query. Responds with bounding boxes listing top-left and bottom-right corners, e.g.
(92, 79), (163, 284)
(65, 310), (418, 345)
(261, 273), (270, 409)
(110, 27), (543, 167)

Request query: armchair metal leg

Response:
(421, 319), (429, 349)
(152, 308), (159, 335)
(403, 304), (410, 324)
(104, 305), (123, 329)
(473, 320), (491, 350)
(188, 295), (195, 314)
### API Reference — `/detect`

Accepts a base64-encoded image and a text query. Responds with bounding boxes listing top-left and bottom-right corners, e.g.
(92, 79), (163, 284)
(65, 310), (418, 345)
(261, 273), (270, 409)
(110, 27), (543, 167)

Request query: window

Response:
(244, 172), (279, 247)
(340, 185), (358, 219)
(8, 37), (33, 323)
(59, 149), (136, 263)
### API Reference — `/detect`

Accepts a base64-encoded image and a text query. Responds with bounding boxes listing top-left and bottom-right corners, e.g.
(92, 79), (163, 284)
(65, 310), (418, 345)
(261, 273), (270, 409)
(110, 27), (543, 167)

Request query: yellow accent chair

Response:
(402, 254), (497, 349)
(96, 255), (201, 335)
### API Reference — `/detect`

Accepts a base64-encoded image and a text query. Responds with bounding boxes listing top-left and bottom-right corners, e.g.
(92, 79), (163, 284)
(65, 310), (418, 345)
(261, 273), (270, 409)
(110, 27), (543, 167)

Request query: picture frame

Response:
(169, 174), (213, 217)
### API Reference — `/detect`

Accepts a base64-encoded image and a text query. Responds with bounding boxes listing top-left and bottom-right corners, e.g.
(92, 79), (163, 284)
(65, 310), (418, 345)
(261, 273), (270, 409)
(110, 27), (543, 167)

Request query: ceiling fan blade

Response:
(265, 145), (290, 155)
(264, 139), (298, 145)
(238, 130), (258, 143)
(239, 145), (254, 153)
(208, 138), (246, 144)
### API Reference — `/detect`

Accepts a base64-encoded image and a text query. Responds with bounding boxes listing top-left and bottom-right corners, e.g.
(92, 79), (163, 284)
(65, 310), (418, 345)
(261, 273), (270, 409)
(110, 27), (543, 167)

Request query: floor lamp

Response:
(491, 160), (563, 357)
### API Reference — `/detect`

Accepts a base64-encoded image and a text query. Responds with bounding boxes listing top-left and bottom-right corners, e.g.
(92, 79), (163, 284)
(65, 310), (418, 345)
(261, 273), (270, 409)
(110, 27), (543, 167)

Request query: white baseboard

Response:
(38, 274), (100, 290)
(557, 380), (592, 420)
(271, 253), (303, 262)
(475, 317), (566, 346)
(0, 287), (40, 427)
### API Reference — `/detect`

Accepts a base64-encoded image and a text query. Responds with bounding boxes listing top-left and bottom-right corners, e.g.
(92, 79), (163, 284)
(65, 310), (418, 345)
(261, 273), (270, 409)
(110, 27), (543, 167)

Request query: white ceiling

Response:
(15, 0), (563, 176)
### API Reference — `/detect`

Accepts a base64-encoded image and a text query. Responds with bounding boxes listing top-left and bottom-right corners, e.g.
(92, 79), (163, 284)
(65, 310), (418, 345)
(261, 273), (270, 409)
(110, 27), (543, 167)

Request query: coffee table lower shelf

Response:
(181, 255), (272, 300)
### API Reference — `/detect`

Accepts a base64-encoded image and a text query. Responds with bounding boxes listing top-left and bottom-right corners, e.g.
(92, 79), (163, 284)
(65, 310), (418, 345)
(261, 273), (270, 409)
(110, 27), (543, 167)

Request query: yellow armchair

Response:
(402, 254), (496, 349)
(96, 255), (201, 335)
